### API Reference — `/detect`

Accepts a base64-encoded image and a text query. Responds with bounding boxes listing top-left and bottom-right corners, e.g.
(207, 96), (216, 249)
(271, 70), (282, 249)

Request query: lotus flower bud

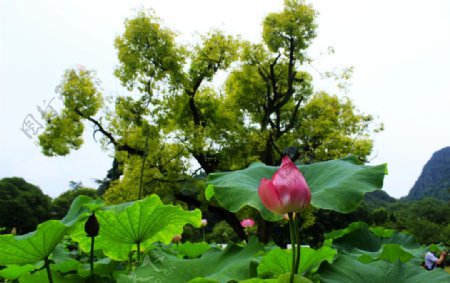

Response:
(258, 156), (311, 214)
(84, 213), (100, 237)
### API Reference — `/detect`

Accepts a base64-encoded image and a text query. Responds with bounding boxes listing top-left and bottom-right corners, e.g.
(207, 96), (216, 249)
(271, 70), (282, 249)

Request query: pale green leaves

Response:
(38, 114), (84, 156)
(39, 68), (102, 156)
(114, 10), (183, 90)
(0, 220), (67, 265)
(263, 0), (317, 59)
(207, 156), (387, 221)
(0, 193), (203, 274)
(60, 68), (102, 117)
(96, 194), (201, 246)
(298, 92), (378, 163)
(65, 194), (201, 261)
(188, 30), (240, 87)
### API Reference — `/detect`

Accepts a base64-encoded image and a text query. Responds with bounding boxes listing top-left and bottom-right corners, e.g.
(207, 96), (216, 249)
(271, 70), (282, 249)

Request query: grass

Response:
(445, 266), (450, 274)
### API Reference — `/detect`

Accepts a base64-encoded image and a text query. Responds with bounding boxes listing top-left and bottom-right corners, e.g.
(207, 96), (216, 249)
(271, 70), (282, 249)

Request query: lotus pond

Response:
(0, 157), (449, 282)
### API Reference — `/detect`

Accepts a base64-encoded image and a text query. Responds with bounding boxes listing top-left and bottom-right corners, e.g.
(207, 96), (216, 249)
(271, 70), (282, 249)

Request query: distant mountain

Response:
(406, 147), (450, 201)
(364, 190), (397, 208)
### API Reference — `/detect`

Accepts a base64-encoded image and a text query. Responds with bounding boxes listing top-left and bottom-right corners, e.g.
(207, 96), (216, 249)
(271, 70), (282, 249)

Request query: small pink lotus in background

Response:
(240, 218), (255, 228)
(258, 156), (311, 214)
(200, 218), (208, 227)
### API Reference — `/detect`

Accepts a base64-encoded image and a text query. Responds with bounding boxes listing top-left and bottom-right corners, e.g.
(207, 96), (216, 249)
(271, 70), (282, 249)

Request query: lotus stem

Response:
(137, 242), (141, 263)
(288, 212), (296, 283)
(44, 257), (54, 283)
(90, 236), (95, 277)
(293, 212), (301, 274)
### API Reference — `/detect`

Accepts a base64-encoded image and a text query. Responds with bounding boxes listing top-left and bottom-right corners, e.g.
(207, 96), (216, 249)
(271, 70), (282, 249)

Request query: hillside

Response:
(363, 190), (397, 208)
(406, 147), (450, 201)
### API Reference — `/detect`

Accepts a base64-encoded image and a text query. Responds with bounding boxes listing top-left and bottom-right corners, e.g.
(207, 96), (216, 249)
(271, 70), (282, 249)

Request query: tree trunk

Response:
(257, 217), (274, 244)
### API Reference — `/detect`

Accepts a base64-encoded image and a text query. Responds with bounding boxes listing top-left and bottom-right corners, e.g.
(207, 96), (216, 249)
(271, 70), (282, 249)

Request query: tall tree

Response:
(38, 1), (380, 242)
(225, 0), (317, 166)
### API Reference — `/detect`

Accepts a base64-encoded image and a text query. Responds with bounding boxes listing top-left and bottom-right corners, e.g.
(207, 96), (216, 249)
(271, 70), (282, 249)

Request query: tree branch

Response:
(276, 97), (302, 139)
(269, 52), (281, 102)
(273, 37), (297, 111)
(73, 109), (145, 156)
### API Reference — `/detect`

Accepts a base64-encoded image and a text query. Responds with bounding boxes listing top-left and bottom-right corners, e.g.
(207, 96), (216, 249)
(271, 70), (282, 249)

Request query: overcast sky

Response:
(1, 0), (450, 198)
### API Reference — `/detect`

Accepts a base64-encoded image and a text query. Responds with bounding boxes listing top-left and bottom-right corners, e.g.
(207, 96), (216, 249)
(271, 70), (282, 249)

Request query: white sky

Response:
(1, 0), (450, 198)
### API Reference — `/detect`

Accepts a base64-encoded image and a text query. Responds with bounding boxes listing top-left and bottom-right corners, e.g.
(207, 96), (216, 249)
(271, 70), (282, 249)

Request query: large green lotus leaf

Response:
(356, 244), (427, 265)
(325, 222), (426, 266)
(239, 278), (278, 283)
(117, 237), (264, 283)
(61, 195), (104, 227)
(69, 220), (137, 261)
(376, 244), (415, 263)
(318, 255), (450, 282)
(239, 274), (312, 283)
(258, 246), (336, 278)
(207, 156), (386, 221)
(69, 195), (201, 261)
(352, 244), (414, 264)
(77, 258), (120, 278)
(327, 222), (421, 254)
(96, 195), (201, 254)
(51, 259), (80, 274)
(18, 268), (84, 283)
(277, 273), (314, 283)
(0, 220), (67, 265)
(380, 231), (420, 249)
(172, 241), (212, 259)
(327, 223), (381, 252)
(0, 264), (37, 280)
(369, 226), (395, 238)
(324, 222), (368, 241)
(189, 278), (219, 283)
(68, 219), (133, 261)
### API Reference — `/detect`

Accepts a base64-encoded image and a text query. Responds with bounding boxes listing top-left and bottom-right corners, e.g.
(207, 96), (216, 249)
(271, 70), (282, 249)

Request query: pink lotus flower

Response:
(200, 218), (208, 227)
(240, 218), (255, 228)
(258, 156), (311, 214)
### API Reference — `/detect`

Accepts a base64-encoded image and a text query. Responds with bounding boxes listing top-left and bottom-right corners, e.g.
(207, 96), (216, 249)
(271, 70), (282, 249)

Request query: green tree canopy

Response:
(0, 177), (51, 234)
(388, 197), (450, 245)
(38, 0), (382, 241)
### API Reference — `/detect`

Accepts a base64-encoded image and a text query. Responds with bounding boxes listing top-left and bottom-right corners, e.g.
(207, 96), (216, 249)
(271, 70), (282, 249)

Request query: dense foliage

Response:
(382, 198), (450, 246)
(0, 177), (51, 234)
(37, 0), (381, 242)
(0, 158), (449, 282)
(3, 0), (448, 281)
